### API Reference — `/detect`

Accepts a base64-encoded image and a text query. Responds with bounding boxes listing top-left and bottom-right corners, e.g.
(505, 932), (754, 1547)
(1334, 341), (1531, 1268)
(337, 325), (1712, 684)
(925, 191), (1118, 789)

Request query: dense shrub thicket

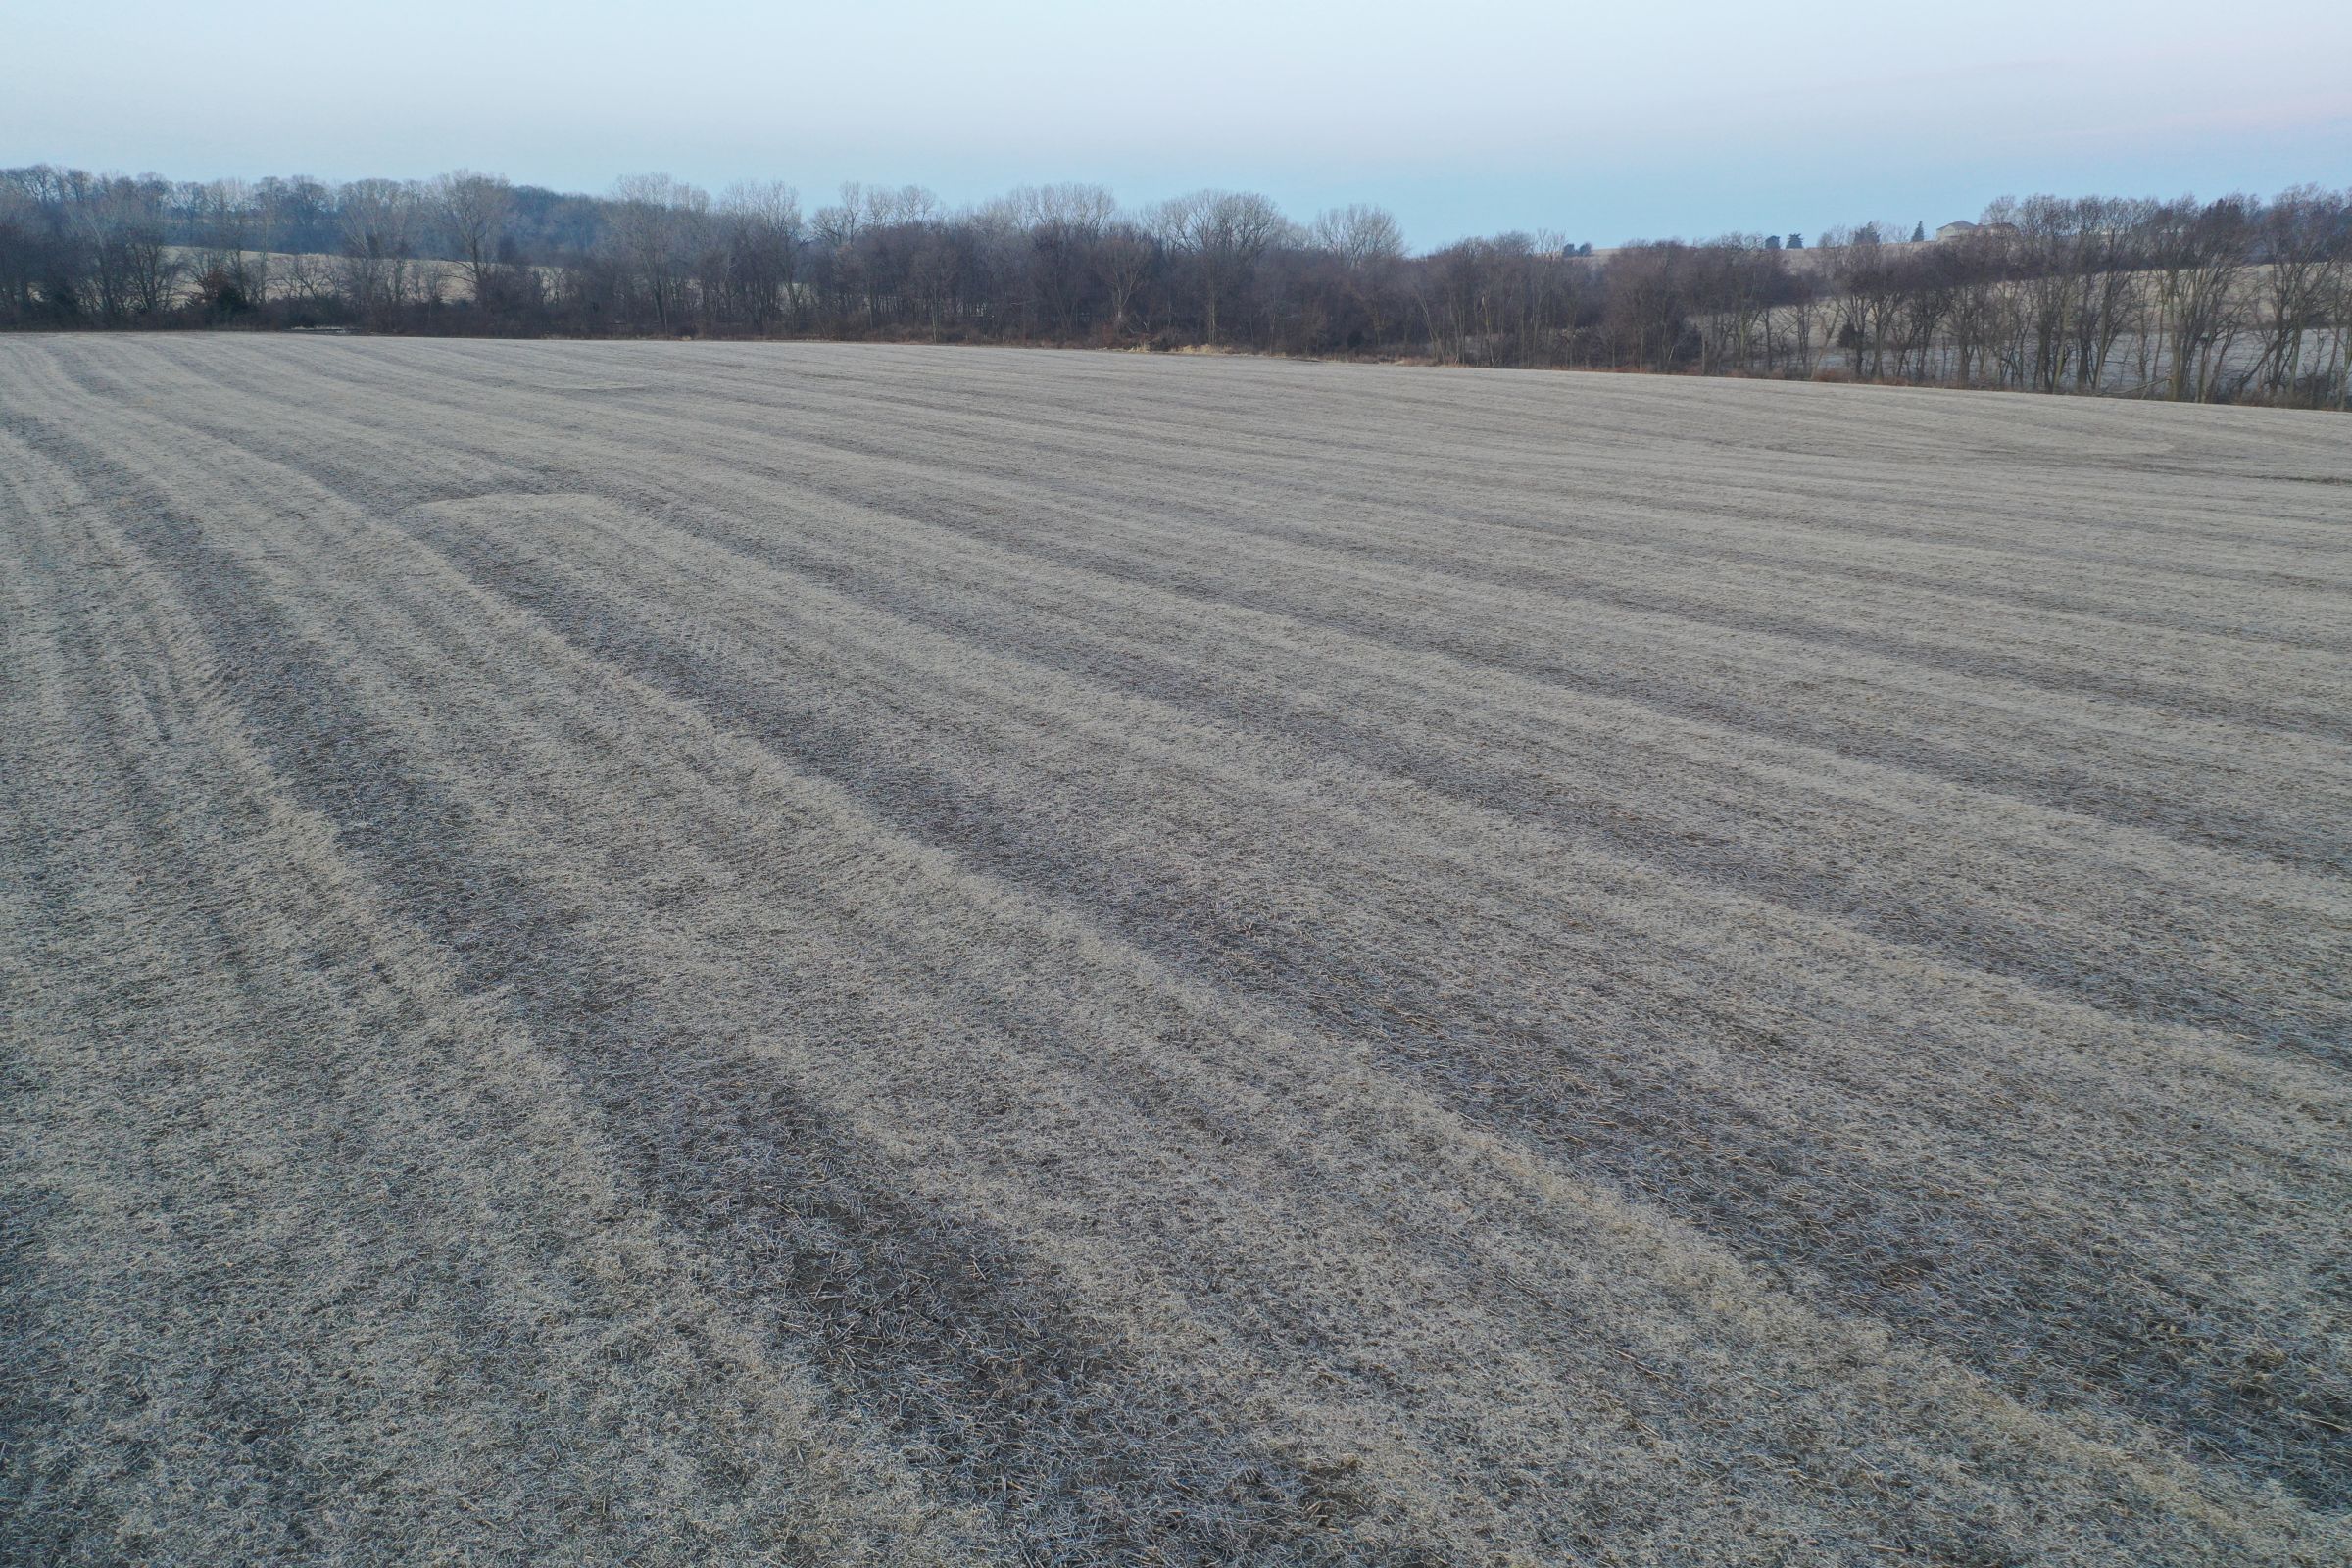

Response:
(5, 166), (2347, 405)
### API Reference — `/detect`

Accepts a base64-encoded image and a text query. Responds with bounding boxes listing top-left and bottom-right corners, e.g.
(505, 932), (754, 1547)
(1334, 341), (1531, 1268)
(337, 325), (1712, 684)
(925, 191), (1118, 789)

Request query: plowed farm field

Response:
(4, 336), (2348, 1566)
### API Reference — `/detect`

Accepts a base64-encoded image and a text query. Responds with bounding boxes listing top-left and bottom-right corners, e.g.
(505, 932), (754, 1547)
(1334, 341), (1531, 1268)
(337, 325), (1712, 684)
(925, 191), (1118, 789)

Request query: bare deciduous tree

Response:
(1015, 183), (1115, 338)
(606, 173), (710, 332)
(715, 180), (803, 334)
(433, 171), (514, 307)
(1152, 189), (1292, 343)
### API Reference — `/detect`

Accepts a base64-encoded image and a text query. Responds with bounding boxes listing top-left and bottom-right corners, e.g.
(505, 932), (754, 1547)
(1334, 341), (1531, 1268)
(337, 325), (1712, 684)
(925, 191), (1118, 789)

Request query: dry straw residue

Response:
(3, 337), (2347, 1566)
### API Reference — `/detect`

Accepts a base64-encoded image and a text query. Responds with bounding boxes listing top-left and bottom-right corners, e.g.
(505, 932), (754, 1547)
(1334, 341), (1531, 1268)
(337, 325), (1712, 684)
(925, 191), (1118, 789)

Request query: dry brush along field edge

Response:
(1, 336), (2347, 1566)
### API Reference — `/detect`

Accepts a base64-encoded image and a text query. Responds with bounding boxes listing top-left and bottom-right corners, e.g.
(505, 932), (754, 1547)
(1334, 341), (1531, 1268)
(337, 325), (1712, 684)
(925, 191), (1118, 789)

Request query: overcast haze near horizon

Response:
(7, 0), (2348, 247)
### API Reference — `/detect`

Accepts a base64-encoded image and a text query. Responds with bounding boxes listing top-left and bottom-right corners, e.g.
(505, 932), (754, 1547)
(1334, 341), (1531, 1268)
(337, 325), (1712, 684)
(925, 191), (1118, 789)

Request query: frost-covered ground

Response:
(4, 337), (2347, 1566)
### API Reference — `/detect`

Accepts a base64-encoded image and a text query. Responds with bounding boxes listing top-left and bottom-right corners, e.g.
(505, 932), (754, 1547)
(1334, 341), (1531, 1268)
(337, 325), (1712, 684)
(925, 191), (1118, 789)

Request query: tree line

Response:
(4, 165), (2348, 407)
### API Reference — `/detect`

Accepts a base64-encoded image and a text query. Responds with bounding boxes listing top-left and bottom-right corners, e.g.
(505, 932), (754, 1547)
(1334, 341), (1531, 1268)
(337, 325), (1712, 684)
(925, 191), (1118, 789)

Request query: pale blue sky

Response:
(6, 0), (2347, 247)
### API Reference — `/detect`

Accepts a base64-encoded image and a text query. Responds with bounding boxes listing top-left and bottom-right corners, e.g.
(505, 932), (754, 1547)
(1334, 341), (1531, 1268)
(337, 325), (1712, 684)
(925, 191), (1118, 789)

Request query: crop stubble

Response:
(2, 337), (2347, 1565)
